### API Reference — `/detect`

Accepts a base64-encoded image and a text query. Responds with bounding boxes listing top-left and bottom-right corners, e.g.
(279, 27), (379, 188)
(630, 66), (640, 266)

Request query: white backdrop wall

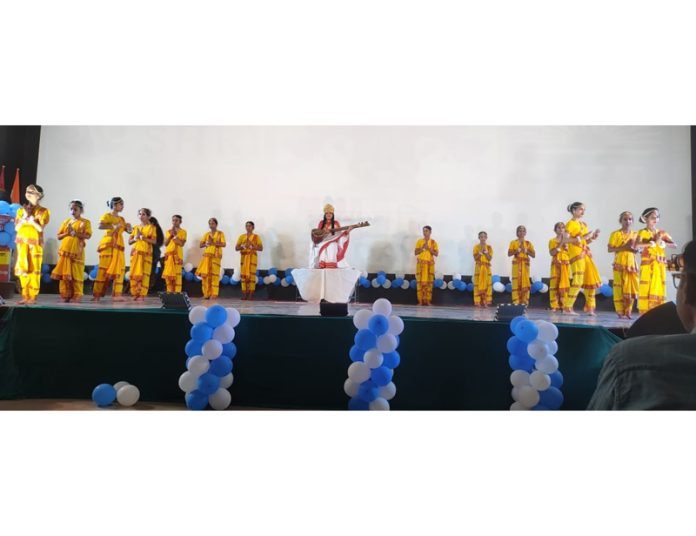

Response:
(36, 126), (692, 284)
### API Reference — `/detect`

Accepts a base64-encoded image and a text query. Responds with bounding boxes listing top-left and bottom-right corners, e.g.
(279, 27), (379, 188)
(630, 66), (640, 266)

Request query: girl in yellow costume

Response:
(636, 207), (676, 315)
(14, 184), (50, 305)
(162, 214), (187, 292)
(548, 222), (570, 311)
(414, 225), (438, 306)
(128, 208), (157, 301)
(563, 201), (602, 316)
(198, 217), (226, 300)
(607, 211), (640, 319)
(235, 220), (263, 300)
(50, 200), (92, 302)
(507, 225), (536, 305)
(473, 231), (493, 307)
(92, 197), (132, 302)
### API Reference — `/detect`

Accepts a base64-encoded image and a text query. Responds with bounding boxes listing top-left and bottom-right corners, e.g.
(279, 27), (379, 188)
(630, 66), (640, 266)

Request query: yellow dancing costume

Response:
(14, 206), (51, 301)
(162, 228), (187, 292)
(608, 230), (639, 317)
(51, 217), (93, 300)
(129, 224), (156, 297)
(415, 238), (438, 305)
(473, 244), (493, 306)
(548, 237), (570, 311)
(563, 219), (602, 312)
(92, 212), (129, 298)
(637, 228), (672, 315)
(198, 230), (226, 299)
(236, 233), (263, 294)
(508, 239), (535, 305)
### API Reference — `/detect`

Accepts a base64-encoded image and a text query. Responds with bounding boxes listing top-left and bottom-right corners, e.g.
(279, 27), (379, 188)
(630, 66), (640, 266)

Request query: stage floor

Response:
(1, 294), (636, 329)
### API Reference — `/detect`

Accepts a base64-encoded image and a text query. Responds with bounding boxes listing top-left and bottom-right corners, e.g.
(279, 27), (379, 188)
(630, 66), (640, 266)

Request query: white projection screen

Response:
(36, 126), (692, 288)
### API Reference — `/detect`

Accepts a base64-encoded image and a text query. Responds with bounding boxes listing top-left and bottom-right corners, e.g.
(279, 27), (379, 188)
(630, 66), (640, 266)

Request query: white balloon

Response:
(372, 298), (393, 317)
(219, 270), (226, 281)
(382, 280), (392, 289)
(510, 402), (528, 411)
(88, 272), (96, 281)
(517, 386), (540, 409)
(184, 262), (194, 273)
(352, 309), (373, 330)
(213, 324), (235, 344)
(231, 272), (241, 282)
(395, 273), (405, 280)
(535, 355), (559, 374)
(83, 272), (89, 280)
(377, 333), (398, 353)
(527, 340), (549, 360)
(113, 381), (130, 391)
(263, 276), (271, 285)
(453, 273), (462, 281)
(124, 271), (130, 281)
(493, 282), (505, 293)
(369, 398), (390, 411)
(447, 281), (456, 290)
(280, 278), (289, 287)
(344, 379), (360, 397)
(116, 385), (140, 406)
(371, 278), (380, 288)
(347, 362), (371, 383)
(361, 271), (369, 279)
(511, 387), (521, 402)
(209, 388), (232, 410)
(546, 340), (558, 355)
(539, 284), (549, 294)
(388, 315), (404, 336)
(379, 382), (397, 401)
(364, 349), (383, 369)
(178, 371), (198, 393)
(188, 305), (207, 325)
(225, 308), (241, 328)
(536, 321), (559, 342)
(435, 272), (444, 280)
(202, 339), (223, 360)
(195, 275), (202, 282)
(531, 275), (542, 283)
(439, 281), (448, 290)
(400, 280), (410, 290)
(268, 274), (277, 283)
(188, 355), (210, 376)
(219, 373), (234, 389)
(510, 370), (530, 387)
(529, 371), (551, 391)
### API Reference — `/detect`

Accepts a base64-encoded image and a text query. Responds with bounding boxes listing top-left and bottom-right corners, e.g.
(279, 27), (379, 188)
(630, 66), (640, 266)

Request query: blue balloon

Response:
(3, 221), (14, 234)
(514, 320), (539, 343)
(185, 390), (209, 410)
(41, 273), (52, 284)
(377, 271), (386, 278)
(190, 322), (214, 342)
(376, 274), (386, 285)
(538, 386), (564, 410)
(197, 372), (220, 395)
(209, 355), (233, 377)
(256, 269), (262, 276)
(466, 282), (474, 292)
(354, 329), (377, 351)
(268, 267), (278, 275)
(549, 371), (564, 389)
(205, 305), (228, 328)
(492, 275), (501, 283)
(360, 277), (370, 288)
(185, 339), (203, 357)
(221, 275), (230, 285)
(349, 345), (365, 362)
(531, 281), (543, 293)
(457, 281), (466, 292)
(370, 366), (393, 387)
(601, 284), (613, 298)
(393, 277), (404, 287)
(0, 231), (11, 247)
(9, 203), (21, 217)
(285, 275), (294, 285)
(357, 380), (379, 402)
(0, 201), (9, 215)
(285, 268), (294, 277)
(273, 277), (281, 286)
(505, 283), (513, 293)
(509, 353), (535, 373)
(506, 336), (528, 356)
(222, 342), (237, 359)
(382, 351), (400, 369)
(41, 263), (50, 274)
(92, 383), (117, 407)
(348, 397), (370, 410)
(184, 271), (194, 281)
(368, 314), (389, 336)
(410, 279), (417, 289)
(433, 278), (443, 288)
(510, 316), (527, 333)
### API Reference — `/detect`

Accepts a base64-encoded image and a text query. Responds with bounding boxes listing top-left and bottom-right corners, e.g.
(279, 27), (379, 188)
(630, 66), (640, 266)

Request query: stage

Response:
(0, 296), (624, 410)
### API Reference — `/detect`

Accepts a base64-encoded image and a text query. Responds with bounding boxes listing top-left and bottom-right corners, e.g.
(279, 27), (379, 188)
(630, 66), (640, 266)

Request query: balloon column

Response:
(507, 316), (564, 410)
(0, 202), (20, 249)
(344, 298), (403, 410)
(179, 304), (241, 410)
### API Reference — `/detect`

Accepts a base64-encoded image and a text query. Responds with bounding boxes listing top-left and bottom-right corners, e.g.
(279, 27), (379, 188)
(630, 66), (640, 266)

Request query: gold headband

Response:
(323, 203), (334, 214)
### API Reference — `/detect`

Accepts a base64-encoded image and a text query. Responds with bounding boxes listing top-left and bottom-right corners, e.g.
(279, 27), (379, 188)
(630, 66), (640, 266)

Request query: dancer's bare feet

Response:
(587, 310), (597, 317)
(71, 296), (82, 303)
(91, 296), (100, 302)
(112, 296), (126, 302)
(18, 298), (28, 305)
(563, 308), (578, 316)
(26, 298), (37, 305)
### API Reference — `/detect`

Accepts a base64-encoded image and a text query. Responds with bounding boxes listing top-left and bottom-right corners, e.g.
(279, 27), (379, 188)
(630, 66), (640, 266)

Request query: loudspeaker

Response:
(626, 301), (686, 338)
(495, 303), (527, 321)
(320, 301), (348, 317)
(158, 291), (192, 310)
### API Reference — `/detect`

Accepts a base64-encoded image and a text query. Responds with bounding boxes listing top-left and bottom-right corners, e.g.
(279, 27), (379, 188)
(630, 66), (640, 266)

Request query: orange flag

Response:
(10, 168), (20, 204)
(0, 165), (5, 191)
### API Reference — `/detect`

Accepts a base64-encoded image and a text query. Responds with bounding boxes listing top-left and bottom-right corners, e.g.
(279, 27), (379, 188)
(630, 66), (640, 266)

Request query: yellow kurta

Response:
(608, 230), (639, 316)
(415, 238), (438, 305)
(129, 224), (156, 297)
(548, 237), (570, 311)
(14, 206), (51, 300)
(508, 239), (535, 305)
(236, 233), (263, 293)
(51, 217), (93, 299)
(197, 230), (226, 298)
(162, 228), (187, 292)
(563, 219), (602, 312)
(93, 212), (129, 298)
(637, 228), (671, 314)
(473, 244), (493, 306)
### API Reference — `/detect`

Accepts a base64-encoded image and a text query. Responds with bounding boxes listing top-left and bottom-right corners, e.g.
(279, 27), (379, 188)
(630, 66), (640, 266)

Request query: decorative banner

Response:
(345, 298), (403, 410)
